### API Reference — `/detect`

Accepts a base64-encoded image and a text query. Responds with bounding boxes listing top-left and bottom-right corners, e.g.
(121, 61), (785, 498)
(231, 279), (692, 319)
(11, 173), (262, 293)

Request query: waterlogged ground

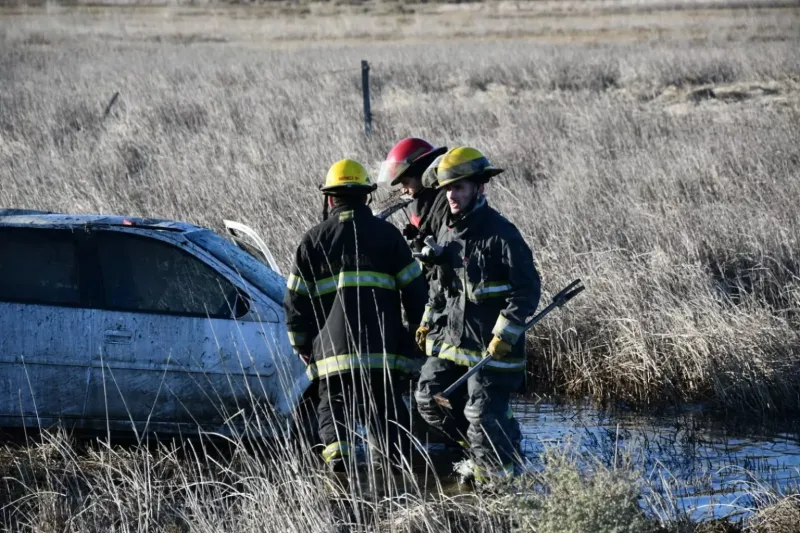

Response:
(512, 400), (800, 521)
(2, 401), (799, 530)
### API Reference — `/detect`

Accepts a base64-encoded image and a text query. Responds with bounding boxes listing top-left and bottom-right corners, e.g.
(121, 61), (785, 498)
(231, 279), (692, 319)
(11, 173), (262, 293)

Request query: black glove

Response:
(402, 223), (420, 241)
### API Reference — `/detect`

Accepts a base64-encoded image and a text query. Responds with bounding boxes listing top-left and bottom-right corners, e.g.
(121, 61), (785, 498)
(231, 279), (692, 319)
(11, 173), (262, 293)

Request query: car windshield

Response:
(186, 229), (286, 304)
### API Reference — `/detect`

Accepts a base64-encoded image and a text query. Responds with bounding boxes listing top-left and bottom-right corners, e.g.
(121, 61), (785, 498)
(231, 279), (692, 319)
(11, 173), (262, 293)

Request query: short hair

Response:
(330, 195), (367, 207)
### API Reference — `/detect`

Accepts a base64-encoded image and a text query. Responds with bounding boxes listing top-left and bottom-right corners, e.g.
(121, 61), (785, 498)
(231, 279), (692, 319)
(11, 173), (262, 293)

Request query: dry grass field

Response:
(3, 428), (800, 533)
(3, 1), (800, 530)
(2, 2), (800, 409)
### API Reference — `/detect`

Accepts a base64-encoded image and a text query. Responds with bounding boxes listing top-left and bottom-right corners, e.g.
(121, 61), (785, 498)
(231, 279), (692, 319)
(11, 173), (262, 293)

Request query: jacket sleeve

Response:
(283, 239), (317, 355)
(491, 230), (542, 345)
(421, 293), (442, 328)
(392, 233), (427, 326)
(421, 218), (449, 327)
(422, 267), (448, 327)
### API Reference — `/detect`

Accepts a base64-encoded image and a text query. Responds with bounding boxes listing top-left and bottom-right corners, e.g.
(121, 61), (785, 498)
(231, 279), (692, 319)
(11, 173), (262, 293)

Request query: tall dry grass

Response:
(3, 427), (799, 533)
(1, 2), (800, 416)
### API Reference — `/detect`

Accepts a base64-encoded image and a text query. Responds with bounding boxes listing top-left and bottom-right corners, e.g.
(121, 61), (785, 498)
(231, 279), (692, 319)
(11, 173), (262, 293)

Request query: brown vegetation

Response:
(1, 429), (796, 532)
(1, 2), (800, 416)
(2, 2), (800, 530)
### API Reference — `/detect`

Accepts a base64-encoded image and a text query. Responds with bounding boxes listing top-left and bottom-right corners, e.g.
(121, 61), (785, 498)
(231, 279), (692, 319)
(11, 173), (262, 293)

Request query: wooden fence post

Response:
(361, 60), (372, 137)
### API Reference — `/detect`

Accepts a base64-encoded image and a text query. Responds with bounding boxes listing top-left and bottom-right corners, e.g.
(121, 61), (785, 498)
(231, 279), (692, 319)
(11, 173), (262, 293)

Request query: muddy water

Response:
(512, 400), (800, 521)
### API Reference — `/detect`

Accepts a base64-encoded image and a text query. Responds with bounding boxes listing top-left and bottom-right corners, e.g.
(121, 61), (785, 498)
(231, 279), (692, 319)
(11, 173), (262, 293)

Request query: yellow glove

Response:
(487, 336), (513, 359)
(415, 325), (430, 353)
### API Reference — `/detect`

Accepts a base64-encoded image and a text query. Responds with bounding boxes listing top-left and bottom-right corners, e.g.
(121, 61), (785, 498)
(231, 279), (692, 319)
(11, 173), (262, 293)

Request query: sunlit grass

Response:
(3, 426), (800, 532)
(1, 1), (799, 419)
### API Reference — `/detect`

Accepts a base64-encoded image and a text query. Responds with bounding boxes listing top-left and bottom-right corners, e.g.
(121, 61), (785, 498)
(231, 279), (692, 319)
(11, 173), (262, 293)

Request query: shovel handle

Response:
(433, 278), (584, 406)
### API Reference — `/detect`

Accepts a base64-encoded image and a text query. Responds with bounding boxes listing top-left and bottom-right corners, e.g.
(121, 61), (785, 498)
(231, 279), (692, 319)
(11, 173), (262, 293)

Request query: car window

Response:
(93, 231), (244, 319)
(186, 229), (286, 304)
(0, 227), (81, 306)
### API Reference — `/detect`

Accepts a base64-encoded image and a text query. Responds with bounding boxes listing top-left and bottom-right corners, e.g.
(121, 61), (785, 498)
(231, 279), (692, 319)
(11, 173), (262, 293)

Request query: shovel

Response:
(433, 279), (585, 409)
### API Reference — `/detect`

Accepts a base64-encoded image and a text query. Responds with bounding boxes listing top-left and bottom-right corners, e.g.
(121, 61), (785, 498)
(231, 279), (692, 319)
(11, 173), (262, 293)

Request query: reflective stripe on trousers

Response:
(305, 353), (418, 380)
(322, 441), (349, 463)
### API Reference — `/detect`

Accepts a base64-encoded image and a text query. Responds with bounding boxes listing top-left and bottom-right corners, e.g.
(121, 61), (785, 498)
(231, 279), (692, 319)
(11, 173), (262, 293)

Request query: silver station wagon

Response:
(0, 209), (311, 438)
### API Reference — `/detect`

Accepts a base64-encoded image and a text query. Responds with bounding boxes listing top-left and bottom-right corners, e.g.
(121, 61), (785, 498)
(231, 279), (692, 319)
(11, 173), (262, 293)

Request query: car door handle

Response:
(104, 329), (133, 344)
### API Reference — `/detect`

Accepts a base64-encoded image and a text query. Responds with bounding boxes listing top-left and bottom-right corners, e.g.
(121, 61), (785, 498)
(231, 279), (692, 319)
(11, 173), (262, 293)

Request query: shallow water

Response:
(512, 400), (800, 521)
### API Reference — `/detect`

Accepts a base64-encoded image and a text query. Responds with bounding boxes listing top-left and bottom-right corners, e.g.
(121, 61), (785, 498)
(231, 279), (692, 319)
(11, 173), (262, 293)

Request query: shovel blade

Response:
(433, 394), (452, 409)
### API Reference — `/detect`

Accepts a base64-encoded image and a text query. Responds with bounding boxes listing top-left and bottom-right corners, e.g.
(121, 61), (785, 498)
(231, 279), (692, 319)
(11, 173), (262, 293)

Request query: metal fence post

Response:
(361, 60), (372, 137)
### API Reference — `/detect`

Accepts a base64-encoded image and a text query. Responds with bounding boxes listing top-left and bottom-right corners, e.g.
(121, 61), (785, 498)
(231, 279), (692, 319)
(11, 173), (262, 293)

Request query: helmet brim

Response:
(436, 167), (504, 189)
(319, 183), (378, 196)
(387, 146), (448, 186)
(421, 153), (446, 189)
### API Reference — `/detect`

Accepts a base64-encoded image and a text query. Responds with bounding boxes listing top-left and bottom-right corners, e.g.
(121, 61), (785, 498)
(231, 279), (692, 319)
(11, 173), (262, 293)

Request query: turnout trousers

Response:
(414, 357), (522, 473)
(317, 370), (411, 471)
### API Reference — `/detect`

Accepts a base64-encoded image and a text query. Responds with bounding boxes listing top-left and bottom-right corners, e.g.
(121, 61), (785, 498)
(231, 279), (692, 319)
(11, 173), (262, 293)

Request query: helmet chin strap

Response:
(464, 189), (483, 214)
(322, 195), (330, 222)
(452, 188), (484, 223)
(471, 189), (483, 206)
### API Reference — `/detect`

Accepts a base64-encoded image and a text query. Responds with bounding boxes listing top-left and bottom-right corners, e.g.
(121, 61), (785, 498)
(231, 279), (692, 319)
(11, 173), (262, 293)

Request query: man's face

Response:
(445, 180), (479, 214)
(399, 176), (423, 196)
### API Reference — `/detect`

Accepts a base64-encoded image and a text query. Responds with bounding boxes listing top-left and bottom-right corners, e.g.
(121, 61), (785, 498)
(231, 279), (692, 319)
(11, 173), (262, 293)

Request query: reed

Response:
(1, 1), (799, 416)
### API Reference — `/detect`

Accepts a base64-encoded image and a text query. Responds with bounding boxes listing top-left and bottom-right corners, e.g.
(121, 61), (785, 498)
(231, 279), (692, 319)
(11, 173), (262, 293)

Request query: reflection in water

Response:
(511, 400), (800, 520)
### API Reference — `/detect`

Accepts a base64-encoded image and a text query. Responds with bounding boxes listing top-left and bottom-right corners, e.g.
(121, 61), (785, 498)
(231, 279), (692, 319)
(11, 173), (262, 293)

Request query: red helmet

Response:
(378, 138), (447, 186)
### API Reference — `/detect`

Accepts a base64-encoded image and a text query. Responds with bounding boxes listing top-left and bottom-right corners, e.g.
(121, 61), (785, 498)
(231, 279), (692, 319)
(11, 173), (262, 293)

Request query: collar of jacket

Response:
(410, 187), (438, 214)
(447, 194), (487, 234)
(411, 186), (434, 200)
(329, 202), (372, 222)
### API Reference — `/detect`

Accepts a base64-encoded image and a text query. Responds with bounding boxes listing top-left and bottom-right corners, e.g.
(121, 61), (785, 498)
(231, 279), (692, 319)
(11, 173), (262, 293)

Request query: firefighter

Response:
(413, 147), (541, 483)
(284, 159), (427, 472)
(378, 138), (451, 446)
(378, 138), (449, 267)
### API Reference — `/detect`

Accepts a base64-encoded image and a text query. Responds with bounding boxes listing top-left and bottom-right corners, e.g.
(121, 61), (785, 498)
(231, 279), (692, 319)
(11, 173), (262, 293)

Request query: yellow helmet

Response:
(435, 147), (504, 189)
(320, 159), (378, 196)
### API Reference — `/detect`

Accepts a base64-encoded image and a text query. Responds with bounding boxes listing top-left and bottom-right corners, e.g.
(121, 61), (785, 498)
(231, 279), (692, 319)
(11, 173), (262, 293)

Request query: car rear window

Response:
(0, 227), (81, 306)
(93, 231), (241, 319)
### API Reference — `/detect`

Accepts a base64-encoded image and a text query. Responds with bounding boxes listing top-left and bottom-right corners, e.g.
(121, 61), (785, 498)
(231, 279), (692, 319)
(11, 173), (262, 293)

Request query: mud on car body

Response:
(0, 209), (310, 438)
